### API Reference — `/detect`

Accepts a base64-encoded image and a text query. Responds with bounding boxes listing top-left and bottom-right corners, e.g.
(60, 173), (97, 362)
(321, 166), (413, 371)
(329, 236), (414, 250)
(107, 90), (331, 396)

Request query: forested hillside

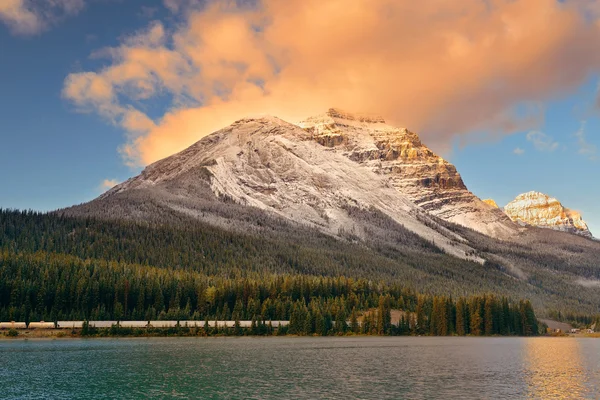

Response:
(56, 116), (600, 321)
(0, 209), (543, 335)
(0, 209), (598, 329)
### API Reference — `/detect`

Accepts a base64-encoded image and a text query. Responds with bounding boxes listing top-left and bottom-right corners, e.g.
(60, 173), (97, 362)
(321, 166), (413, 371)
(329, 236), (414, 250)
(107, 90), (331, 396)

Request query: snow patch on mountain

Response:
(299, 109), (518, 239)
(103, 116), (482, 262)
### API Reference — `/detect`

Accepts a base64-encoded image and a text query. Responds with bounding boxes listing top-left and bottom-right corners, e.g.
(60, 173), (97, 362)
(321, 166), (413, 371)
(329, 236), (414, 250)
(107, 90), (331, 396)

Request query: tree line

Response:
(0, 209), (540, 335)
(0, 248), (538, 335)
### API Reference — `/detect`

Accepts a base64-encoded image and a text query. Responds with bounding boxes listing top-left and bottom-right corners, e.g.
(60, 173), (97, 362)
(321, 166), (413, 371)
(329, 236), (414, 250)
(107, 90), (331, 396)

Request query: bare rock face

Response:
(504, 191), (592, 238)
(299, 109), (517, 238)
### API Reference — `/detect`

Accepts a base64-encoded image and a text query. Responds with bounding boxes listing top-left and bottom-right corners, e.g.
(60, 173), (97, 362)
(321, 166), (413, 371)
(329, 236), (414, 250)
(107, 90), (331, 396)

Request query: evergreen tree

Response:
(303, 311), (313, 335)
(314, 310), (326, 336)
(469, 300), (482, 336)
(456, 298), (466, 336)
(484, 297), (494, 336)
(350, 307), (359, 334)
(416, 296), (426, 335)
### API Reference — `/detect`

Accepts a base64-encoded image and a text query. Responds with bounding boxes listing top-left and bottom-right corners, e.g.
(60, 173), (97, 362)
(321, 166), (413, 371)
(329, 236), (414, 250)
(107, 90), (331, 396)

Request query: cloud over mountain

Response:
(63, 0), (600, 166)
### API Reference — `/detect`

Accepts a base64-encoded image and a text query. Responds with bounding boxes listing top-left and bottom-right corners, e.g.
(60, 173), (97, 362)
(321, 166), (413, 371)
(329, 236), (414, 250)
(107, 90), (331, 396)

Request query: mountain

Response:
(73, 109), (516, 242)
(504, 191), (593, 238)
(299, 109), (516, 239)
(68, 115), (480, 262)
(60, 110), (600, 315)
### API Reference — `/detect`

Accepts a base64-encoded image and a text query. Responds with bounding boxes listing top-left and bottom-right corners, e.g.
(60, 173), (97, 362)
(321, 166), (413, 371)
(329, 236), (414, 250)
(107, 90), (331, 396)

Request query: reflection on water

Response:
(1, 337), (600, 399)
(524, 338), (590, 399)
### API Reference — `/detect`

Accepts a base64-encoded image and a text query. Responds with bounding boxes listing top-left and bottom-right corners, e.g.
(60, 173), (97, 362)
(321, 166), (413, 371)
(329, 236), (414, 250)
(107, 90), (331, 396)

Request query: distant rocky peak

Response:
(513, 191), (552, 202)
(483, 199), (499, 208)
(504, 191), (592, 238)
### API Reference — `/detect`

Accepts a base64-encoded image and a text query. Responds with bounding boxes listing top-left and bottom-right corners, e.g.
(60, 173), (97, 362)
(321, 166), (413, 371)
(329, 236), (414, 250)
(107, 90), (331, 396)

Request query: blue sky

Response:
(0, 0), (599, 235)
(452, 83), (600, 235)
(0, 0), (157, 208)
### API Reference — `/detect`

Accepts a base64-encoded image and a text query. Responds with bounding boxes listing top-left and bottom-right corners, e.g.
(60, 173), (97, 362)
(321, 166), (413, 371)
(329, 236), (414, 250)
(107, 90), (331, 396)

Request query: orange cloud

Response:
(64, 0), (600, 166)
(0, 0), (84, 35)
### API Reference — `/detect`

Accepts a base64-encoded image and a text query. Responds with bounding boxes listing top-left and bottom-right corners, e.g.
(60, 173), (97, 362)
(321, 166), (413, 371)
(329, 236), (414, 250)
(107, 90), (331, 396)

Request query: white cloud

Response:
(0, 0), (84, 36)
(513, 147), (525, 155)
(574, 121), (597, 161)
(526, 131), (559, 152)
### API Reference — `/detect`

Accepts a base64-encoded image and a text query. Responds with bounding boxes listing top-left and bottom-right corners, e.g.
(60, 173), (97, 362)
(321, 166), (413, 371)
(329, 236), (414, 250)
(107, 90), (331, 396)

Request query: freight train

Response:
(0, 320), (289, 329)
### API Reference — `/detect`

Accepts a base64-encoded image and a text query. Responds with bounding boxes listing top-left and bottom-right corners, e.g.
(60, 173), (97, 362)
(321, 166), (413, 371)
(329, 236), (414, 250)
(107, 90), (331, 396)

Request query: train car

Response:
(203, 320), (288, 328)
(232, 321), (252, 328)
(210, 321), (254, 328)
(57, 321), (85, 329)
(119, 321), (149, 328)
(178, 321), (206, 328)
(0, 322), (27, 329)
(148, 320), (179, 328)
(89, 321), (118, 328)
(28, 322), (55, 329)
(39, 320), (291, 330)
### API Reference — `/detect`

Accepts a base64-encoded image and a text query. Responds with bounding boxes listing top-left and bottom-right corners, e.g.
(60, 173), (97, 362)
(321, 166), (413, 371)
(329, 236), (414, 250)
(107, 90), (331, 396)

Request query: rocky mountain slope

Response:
(71, 115), (480, 262)
(504, 191), (593, 238)
(299, 109), (517, 238)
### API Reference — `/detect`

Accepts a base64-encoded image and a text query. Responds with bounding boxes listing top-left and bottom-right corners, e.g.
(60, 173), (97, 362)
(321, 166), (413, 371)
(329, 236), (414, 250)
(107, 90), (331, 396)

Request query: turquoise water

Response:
(1, 337), (599, 399)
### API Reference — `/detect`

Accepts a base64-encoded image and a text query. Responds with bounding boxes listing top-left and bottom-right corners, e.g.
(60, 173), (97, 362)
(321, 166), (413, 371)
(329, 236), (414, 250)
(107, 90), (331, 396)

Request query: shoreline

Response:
(2, 330), (598, 340)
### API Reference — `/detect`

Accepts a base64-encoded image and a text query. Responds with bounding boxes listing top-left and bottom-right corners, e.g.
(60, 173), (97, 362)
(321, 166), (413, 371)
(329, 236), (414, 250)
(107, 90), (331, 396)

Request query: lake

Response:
(1, 337), (599, 399)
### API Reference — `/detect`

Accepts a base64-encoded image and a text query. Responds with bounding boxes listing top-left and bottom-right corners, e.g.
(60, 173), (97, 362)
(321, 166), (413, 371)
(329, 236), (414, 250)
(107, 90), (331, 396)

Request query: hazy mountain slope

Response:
(423, 214), (600, 313)
(299, 109), (517, 238)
